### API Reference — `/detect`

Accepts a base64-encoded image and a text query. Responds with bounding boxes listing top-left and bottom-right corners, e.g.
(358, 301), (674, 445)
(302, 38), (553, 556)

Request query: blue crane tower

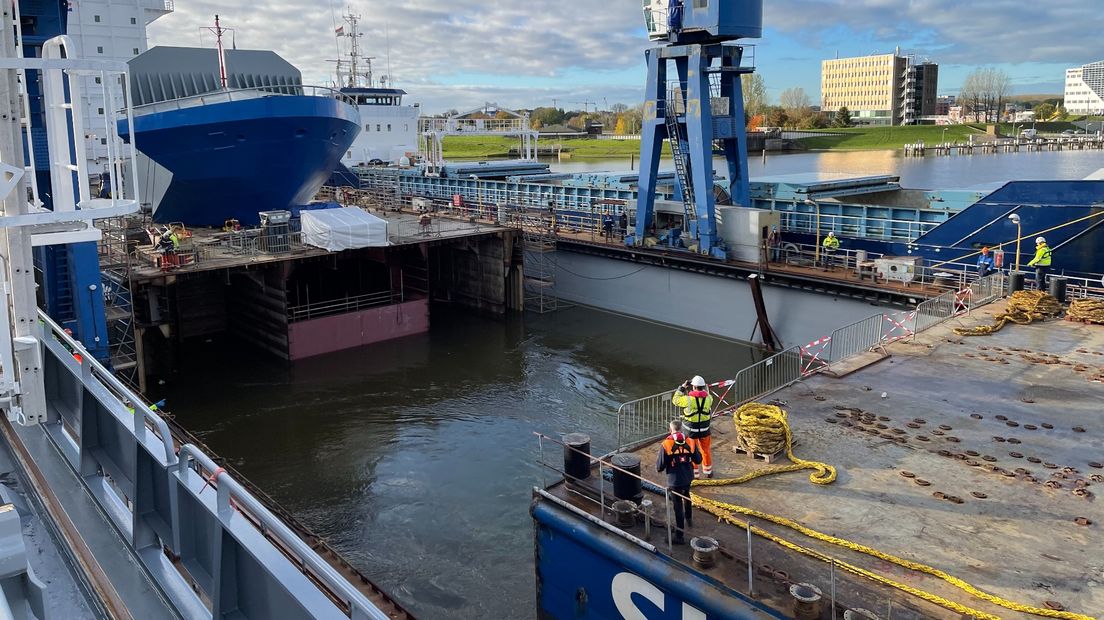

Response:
(634, 0), (762, 257)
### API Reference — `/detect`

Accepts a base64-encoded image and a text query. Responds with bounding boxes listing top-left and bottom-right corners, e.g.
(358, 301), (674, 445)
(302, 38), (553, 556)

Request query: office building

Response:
(821, 51), (938, 125)
(1064, 61), (1104, 114)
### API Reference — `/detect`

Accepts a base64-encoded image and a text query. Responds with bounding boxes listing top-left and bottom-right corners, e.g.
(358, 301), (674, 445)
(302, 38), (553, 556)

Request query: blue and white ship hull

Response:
(121, 93), (359, 227)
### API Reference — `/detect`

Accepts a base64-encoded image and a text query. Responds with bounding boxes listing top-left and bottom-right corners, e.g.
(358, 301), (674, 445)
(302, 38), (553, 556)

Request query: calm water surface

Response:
(166, 307), (758, 619)
(549, 147), (1104, 189)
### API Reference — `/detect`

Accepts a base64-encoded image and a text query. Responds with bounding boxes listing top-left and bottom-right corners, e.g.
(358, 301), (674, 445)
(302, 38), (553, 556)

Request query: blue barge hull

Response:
(122, 95), (359, 227)
(532, 493), (785, 620)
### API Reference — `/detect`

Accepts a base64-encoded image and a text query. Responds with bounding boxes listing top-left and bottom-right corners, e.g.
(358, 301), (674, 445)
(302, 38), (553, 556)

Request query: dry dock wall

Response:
(288, 299), (430, 360)
(551, 251), (886, 347)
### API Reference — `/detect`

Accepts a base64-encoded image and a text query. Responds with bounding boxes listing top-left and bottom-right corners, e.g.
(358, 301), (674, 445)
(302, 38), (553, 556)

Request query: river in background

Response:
(546, 147), (1104, 189)
(165, 305), (760, 619)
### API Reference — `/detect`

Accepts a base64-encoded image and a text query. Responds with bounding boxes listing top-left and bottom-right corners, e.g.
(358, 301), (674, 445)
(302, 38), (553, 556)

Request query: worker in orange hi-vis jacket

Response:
(672, 375), (714, 478)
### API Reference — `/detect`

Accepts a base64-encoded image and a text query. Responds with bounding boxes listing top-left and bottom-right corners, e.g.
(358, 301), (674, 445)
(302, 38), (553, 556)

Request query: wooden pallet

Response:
(1066, 316), (1104, 325)
(731, 435), (792, 464)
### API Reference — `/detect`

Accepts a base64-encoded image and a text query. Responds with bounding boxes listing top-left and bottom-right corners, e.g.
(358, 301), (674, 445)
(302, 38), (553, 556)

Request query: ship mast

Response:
(202, 15), (233, 89)
(334, 11), (374, 88)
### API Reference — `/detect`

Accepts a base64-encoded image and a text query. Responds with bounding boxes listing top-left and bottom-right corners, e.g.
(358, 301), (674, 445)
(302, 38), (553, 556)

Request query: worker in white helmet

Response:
(672, 375), (714, 478)
(1027, 236), (1052, 289)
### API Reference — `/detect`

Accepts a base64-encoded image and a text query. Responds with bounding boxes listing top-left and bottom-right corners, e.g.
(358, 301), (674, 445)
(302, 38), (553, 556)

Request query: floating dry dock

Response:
(538, 299), (1104, 619)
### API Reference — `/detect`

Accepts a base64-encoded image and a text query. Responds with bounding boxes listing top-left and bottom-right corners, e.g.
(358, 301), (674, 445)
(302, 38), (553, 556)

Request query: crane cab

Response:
(642, 0), (763, 44)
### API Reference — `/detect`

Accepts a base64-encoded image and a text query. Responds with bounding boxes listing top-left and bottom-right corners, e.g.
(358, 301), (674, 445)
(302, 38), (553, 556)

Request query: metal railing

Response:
(730, 346), (804, 406)
(226, 229), (303, 256)
(134, 85), (359, 113)
(615, 389), (683, 450)
(614, 273), (1008, 449)
(38, 310), (391, 620)
(828, 314), (886, 363)
(534, 432), (961, 619)
(287, 290), (403, 323)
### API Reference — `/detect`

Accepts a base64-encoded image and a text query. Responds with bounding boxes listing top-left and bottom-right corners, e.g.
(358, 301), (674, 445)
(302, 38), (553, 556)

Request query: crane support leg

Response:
(635, 48), (666, 242)
(634, 43), (753, 257)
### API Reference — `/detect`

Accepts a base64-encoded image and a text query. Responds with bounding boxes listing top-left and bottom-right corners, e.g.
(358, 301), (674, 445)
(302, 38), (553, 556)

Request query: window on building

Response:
(97, 46), (104, 54)
(97, 107), (104, 115)
(94, 15), (101, 22)
(387, 124), (392, 132)
(365, 124), (371, 131)
(376, 124), (381, 131)
(100, 138), (107, 145)
(133, 48), (140, 55)
(130, 17), (137, 24)
(94, 77), (101, 84)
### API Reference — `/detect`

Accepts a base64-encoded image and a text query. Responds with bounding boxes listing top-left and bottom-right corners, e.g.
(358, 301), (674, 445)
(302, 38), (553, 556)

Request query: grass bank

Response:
(796, 125), (987, 150)
(440, 135), (662, 159)
(796, 121), (1098, 151)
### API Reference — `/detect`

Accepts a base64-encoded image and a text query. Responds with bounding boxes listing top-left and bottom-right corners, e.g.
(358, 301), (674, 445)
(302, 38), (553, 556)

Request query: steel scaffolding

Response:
(96, 216), (140, 388)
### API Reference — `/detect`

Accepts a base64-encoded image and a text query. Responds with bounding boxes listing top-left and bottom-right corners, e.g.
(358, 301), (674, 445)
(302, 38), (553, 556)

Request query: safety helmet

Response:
(827, 231), (835, 236)
(691, 375), (707, 388)
(671, 432), (686, 444)
(1035, 236), (1046, 244)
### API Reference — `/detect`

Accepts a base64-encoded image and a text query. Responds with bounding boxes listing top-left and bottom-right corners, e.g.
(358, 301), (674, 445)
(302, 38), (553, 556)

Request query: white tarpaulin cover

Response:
(301, 207), (389, 251)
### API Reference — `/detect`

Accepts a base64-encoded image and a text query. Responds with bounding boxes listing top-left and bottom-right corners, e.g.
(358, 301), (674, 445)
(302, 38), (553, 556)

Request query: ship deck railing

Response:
(37, 310), (398, 619)
(133, 84), (361, 113)
(287, 290), (405, 323)
(533, 432), (960, 620)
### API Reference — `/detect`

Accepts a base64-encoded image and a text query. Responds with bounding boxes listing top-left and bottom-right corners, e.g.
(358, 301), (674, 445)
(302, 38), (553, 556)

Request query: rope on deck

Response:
(638, 400), (1094, 620)
(953, 290), (1064, 336)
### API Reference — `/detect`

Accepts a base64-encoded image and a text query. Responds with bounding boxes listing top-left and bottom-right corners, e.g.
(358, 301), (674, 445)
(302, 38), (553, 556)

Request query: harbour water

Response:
(164, 306), (760, 619)
(551, 147), (1104, 188)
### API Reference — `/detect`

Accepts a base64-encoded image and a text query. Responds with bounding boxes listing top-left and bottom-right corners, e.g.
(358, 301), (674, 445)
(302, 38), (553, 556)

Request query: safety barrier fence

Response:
(533, 432), (954, 620)
(38, 311), (391, 620)
(287, 290), (404, 323)
(615, 271), (1008, 449)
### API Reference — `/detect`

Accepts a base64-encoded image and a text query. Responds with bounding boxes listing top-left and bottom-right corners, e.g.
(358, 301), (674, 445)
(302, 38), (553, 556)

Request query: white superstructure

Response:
(65, 0), (173, 174)
(1064, 62), (1104, 115)
(341, 88), (419, 165)
(333, 11), (418, 166)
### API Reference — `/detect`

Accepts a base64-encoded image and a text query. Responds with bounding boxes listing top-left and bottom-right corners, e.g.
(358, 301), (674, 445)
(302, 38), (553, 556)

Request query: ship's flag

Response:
(335, 25), (344, 36)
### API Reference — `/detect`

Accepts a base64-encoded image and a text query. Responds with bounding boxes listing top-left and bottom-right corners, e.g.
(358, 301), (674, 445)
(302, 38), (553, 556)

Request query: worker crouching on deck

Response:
(656, 422), (701, 545)
(673, 375), (713, 478)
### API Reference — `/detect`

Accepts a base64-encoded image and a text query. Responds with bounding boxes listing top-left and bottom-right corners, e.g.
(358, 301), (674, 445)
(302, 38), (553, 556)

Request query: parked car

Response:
(1061, 129), (1076, 135)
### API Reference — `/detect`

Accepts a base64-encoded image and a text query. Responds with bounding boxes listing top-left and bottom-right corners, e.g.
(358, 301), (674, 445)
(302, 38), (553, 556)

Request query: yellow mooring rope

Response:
(687, 402), (1096, 620)
(953, 290), (1064, 337)
(1067, 298), (1104, 324)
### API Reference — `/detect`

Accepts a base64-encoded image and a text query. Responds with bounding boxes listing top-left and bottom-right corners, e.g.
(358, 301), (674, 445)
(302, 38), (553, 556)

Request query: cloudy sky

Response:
(148, 1), (1104, 114)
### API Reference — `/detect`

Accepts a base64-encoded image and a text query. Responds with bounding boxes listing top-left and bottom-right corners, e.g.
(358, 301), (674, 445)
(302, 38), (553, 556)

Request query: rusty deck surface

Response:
(554, 300), (1104, 619)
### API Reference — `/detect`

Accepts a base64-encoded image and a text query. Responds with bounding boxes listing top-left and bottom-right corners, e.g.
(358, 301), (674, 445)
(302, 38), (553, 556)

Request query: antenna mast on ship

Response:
(201, 15), (234, 89)
(333, 11), (374, 88)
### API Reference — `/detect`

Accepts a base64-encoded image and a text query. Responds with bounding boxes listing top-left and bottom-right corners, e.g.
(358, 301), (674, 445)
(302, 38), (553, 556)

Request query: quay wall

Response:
(551, 251), (886, 347)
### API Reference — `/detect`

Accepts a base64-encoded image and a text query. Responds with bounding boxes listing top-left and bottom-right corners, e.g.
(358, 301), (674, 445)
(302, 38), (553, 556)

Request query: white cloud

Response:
(148, 0), (649, 111)
(146, 0), (1104, 111)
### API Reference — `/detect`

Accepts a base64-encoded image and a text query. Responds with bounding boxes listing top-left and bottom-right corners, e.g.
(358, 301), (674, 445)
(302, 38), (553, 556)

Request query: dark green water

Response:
(163, 305), (759, 619)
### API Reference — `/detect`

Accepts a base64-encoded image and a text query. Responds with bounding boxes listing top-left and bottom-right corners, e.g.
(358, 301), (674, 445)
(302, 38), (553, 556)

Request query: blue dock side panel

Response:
(908, 180), (1104, 275)
(532, 501), (785, 620)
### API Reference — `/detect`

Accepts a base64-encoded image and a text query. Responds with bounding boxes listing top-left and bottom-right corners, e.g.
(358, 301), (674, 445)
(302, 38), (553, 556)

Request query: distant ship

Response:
(119, 18), (360, 227)
(333, 11), (419, 166)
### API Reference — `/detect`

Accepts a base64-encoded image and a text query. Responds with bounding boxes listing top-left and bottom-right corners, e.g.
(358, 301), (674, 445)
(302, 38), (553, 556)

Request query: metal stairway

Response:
(663, 105), (697, 227)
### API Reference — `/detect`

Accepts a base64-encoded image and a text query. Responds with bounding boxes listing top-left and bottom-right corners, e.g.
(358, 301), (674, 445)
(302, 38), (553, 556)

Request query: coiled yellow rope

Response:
(954, 290), (1064, 336)
(696, 403), (836, 486)
(687, 402), (1095, 620)
(1068, 298), (1104, 324)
